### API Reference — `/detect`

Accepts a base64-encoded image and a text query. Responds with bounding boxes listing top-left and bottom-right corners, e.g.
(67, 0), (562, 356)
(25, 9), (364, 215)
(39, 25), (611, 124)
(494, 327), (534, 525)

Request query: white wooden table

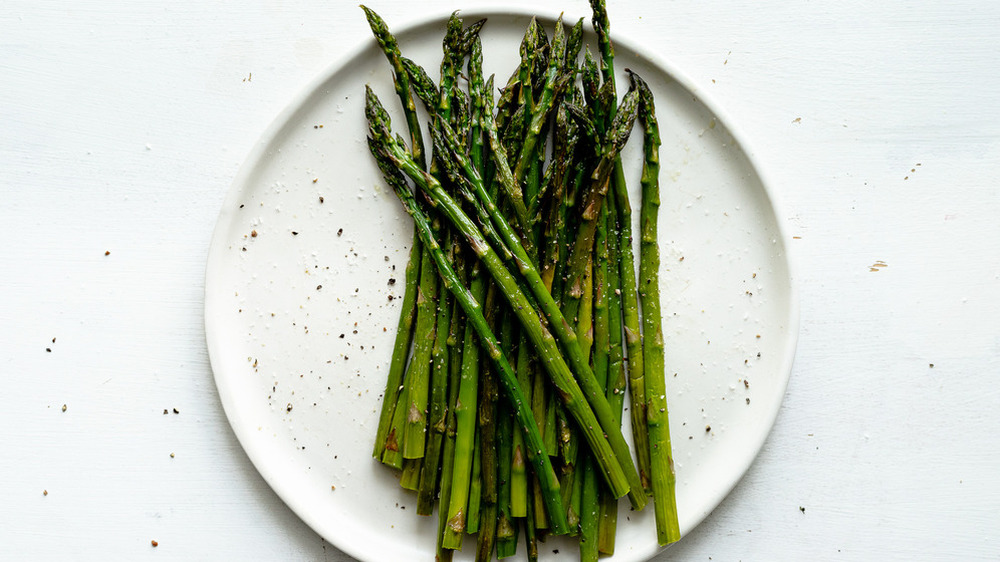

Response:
(3, 1), (998, 559)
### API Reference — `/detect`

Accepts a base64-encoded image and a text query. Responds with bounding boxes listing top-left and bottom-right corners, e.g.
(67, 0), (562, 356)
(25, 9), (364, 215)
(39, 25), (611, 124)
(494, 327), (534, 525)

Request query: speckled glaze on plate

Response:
(205, 8), (798, 561)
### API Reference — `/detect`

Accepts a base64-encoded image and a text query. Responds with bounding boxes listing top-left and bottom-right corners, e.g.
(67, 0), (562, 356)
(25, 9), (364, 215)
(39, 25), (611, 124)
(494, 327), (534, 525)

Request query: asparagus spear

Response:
(417, 283), (452, 514)
(630, 69), (681, 545)
(524, 491), (539, 561)
(466, 424), (483, 534)
(373, 233), (420, 459)
(477, 331), (499, 560)
(441, 35), (490, 550)
(579, 455), (600, 561)
(362, 5), (428, 462)
(581, 204), (611, 561)
(402, 240), (438, 460)
(436, 296), (463, 562)
(588, 0), (654, 494)
(510, 333), (531, 519)
(435, 294), (465, 562)
(599, 191), (627, 555)
(440, 269), (484, 548)
(495, 313), (519, 558)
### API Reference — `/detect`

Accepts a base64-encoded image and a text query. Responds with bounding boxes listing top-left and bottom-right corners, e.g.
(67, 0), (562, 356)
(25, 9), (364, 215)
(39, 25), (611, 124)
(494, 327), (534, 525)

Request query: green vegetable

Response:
(360, 6), (683, 556)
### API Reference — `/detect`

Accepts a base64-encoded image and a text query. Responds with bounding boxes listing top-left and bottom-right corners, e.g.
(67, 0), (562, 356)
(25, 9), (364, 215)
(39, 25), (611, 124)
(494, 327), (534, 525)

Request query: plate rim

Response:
(204, 6), (800, 561)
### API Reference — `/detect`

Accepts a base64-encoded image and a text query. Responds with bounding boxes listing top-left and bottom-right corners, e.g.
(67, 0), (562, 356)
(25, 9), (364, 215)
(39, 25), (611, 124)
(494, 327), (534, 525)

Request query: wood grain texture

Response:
(1, 0), (998, 560)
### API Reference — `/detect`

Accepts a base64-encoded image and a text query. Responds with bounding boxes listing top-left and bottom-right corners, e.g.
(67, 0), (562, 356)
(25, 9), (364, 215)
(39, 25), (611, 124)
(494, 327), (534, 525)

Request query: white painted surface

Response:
(1, 1), (997, 560)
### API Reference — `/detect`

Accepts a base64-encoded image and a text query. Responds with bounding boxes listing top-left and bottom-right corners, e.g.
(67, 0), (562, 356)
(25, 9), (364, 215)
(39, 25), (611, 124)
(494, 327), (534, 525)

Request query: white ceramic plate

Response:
(205, 8), (797, 562)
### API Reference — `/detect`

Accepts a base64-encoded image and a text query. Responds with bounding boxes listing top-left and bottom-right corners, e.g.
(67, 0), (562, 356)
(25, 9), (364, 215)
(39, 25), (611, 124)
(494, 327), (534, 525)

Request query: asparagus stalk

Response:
(362, 5), (429, 462)
(441, 37), (490, 549)
(496, 314), (519, 558)
(477, 336), (499, 560)
(441, 270), (484, 548)
(417, 284), (452, 514)
(579, 454), (599, 562)
(582, 206), (611, 561)
(510, 334), (531, 519)
(599, 192), (627, 555)
(593, 206), (611, 419)
(508, 22), (547, 515)
(585, 0), (654, 495)
(360, 7), (440, 465)
(630, 69), (681, 545)
(524, 492), (539, 561)
(373, 235), (420, 459)
(618, 174), (651, 495)
(568, 449), (584, 533)
(402, 242), (438, 459)
(466, 424), (483, 534)
(436, 296), (463, 562)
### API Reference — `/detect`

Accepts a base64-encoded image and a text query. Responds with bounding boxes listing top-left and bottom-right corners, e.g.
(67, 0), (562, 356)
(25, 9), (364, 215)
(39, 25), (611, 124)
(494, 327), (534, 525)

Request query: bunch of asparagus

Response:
(363, 2), (679, 559)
